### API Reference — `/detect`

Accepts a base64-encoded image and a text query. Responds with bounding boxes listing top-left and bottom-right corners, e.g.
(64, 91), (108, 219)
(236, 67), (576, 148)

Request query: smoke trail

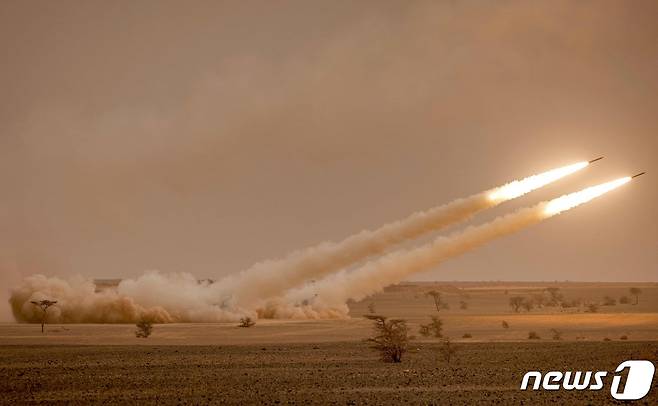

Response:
(9, 272), (245, 323)
(278, 177), (630, 317)
(8, 162), (593, 323)
(220, 161), (590, 307)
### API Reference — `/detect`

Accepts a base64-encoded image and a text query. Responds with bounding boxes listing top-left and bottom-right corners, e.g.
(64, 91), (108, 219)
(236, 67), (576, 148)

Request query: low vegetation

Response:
(438, 338), (458, 364)
(365, 315), (413, 363)
(602, 296), (617, 306)
(501, 320), (509, 329)
(239, 317), (256, 328)
(135, 318), (153, 338)
(419, 316), (443, 338)
(550, 329), (562, 340)
(585, 303), (599, 313)
(629, 287), (642, 305)
(528, 331), (540, 340)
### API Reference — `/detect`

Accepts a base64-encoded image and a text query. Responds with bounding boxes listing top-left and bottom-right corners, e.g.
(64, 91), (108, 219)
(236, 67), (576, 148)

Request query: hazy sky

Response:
(2, 0), (657, 295)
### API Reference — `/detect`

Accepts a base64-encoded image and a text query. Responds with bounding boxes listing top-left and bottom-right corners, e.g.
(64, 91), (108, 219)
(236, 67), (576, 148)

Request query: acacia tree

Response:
(629, 287), (642, 305)
(426, 290), (449, 313)
(30, 300), (57, 333)
(365, 315), (413, 363)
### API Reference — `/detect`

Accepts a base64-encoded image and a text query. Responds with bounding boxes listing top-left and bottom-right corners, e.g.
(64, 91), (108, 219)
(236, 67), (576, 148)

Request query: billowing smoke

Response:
(215, 161), (590, 308)
(9, 164), (608, 324)
(10, 272), (245, 323)
(274, 177), (631, 318)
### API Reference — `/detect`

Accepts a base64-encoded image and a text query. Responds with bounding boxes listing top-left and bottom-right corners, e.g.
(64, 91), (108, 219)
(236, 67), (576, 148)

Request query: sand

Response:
(1, 281), (656, 403)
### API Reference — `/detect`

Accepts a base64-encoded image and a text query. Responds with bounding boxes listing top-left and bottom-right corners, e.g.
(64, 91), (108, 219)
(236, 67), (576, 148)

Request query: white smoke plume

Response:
(217, 161), (590, 308)
(276, 177), (631, 318)
(9, 272), (245, 323)
(8, 162), (595, 323)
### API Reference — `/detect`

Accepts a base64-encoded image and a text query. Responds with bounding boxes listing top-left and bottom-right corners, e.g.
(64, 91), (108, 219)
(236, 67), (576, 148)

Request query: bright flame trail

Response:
(279, 177), (630, 317)
(223, 161), (592, 308)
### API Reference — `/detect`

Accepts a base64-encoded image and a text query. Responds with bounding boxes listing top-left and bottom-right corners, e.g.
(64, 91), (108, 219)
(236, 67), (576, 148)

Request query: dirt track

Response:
(2, 342), (657, 405)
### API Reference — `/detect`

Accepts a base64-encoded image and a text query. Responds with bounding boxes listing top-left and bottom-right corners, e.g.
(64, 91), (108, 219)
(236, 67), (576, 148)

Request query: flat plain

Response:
(1, 282), (656, 404)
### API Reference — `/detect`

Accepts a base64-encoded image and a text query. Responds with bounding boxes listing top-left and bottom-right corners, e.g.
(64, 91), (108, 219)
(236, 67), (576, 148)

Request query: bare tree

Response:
(438, 338), (458, 364)
(629, 287), (642, 305)
(30, 300), (57, 333)
(418, 316), (443, 338)
(135, 318), (153, 338)
(239, 317), (256, 328)
(426, 290), (449, 313)
(365, 315), (413, 363)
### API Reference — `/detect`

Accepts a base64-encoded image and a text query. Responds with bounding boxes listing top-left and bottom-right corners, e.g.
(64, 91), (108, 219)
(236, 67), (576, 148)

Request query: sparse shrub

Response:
(585, 303), (599, 313)
(531, 294), (546, 308)
(560, 298), (582, 308)
(602, 296), (616, 306)
(239, 317), (256, 328)
(501, 320), (510, 329)
(462, 333), (472, 338)
(520, 299), (534, 312)
(509, 296), (525, 313)
(603, 337), (611, 341)
(629, 287), (642, 305)
(459, 301), (468, 310)
(135, 318), (153, 338)
(365, 315), (413, 363)
(419, 316), (443, 338)
(545, 287), (563, 306)
(620, 335), (628, 340)
(619, 296), (631, 304)
(550, 329), (562, 340)
(367, 302), (376, 314)
(438, 338), (458, 364)
(528, 331), (540, 340)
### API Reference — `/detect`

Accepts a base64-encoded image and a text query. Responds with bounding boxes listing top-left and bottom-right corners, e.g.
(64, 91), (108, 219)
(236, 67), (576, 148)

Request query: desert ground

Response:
(1, 282), (657, 404)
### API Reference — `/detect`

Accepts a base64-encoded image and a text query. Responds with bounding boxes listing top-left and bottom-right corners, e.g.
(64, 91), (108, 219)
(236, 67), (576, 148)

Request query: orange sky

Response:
(1, 0), (657, 294)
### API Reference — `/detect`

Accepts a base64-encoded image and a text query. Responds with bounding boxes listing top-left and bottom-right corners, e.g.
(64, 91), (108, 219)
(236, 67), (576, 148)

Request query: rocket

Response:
(631, 172), (645, 178)
(588, 156), (604, 163)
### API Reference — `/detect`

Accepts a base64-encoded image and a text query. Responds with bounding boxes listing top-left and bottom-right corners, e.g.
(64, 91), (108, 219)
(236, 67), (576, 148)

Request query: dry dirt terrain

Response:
(1, 282), (656, 404)
(1, 342), (657, 404)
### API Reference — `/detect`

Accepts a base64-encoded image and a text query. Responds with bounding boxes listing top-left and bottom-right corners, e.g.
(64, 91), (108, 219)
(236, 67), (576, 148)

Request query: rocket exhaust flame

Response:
(486, 161), (589, 202)
(222, 160), (593, 307)
(543, 177), (630, 216)
(278, 177), (631, 317)
(8, 162), (619, 323)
